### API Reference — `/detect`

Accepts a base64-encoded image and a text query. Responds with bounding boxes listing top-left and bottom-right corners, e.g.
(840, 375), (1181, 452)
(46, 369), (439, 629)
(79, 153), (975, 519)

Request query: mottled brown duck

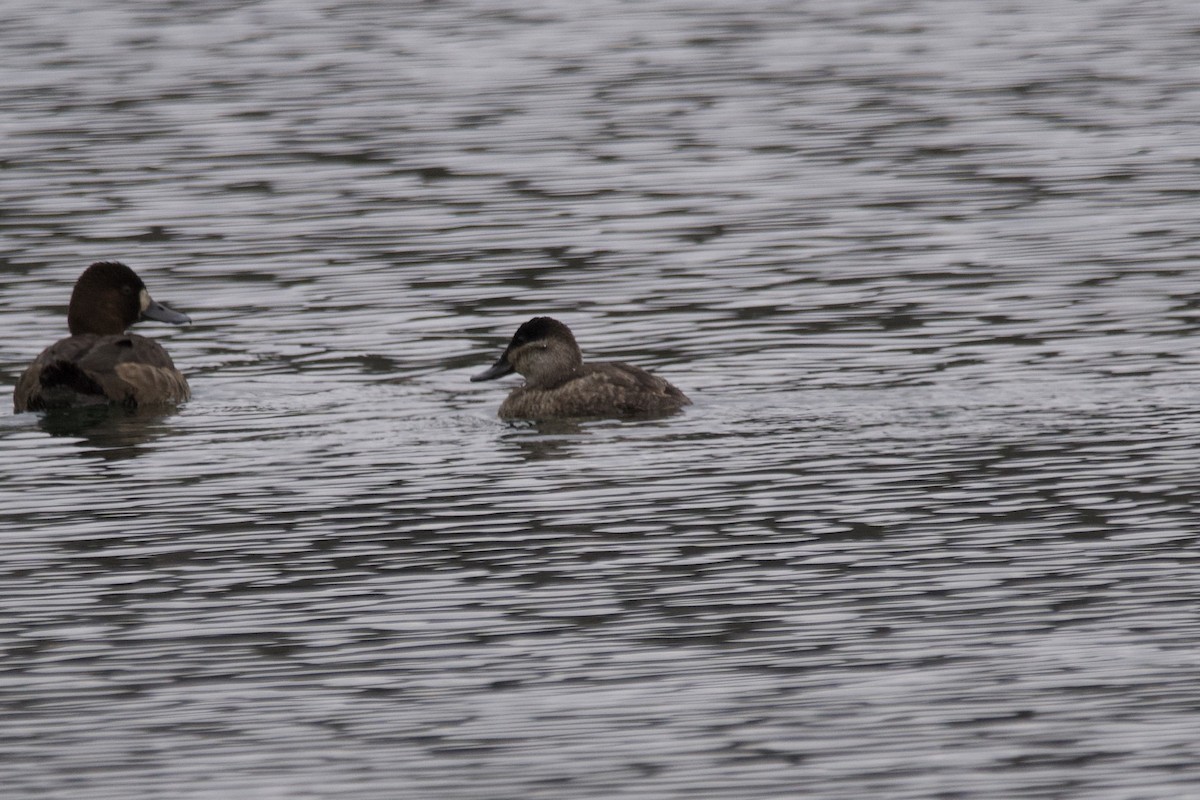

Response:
(14, 261), (191, 413)
(472, 316), (690, 420)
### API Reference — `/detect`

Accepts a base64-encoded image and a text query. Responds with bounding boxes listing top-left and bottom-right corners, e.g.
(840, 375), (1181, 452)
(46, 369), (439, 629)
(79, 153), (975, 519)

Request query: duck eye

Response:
(121, 285), (133, 296)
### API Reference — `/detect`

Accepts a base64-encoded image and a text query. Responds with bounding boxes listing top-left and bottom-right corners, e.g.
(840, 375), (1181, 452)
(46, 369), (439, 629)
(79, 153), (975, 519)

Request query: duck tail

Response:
(39, 362), (106, 398)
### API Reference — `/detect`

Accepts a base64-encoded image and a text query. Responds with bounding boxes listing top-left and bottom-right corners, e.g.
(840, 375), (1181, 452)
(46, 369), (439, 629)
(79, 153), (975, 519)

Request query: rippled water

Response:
(4, 1), (1200, 798)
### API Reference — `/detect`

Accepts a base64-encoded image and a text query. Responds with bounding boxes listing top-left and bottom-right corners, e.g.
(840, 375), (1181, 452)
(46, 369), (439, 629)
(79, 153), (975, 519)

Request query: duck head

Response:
(471, 316), (583, 388)
(67, 261), (191, 336)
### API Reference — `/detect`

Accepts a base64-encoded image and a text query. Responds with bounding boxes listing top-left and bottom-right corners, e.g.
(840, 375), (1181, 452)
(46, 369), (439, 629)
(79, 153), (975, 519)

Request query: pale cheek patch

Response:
(139, 289), (151, 313)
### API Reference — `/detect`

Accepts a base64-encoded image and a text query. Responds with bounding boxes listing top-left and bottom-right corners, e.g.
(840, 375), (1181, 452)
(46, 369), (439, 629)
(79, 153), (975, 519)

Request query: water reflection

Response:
(31, 405), (181, 461)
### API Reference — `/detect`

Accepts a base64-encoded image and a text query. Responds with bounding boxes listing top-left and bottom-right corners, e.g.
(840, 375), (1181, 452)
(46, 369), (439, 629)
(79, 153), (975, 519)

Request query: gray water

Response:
(3, 1), (1200, 798)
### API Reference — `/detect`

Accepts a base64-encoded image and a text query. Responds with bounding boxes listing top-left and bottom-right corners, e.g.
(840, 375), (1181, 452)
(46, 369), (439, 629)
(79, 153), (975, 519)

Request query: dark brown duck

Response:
(13, 261), (192, 412)
(472, 316), (691, 420)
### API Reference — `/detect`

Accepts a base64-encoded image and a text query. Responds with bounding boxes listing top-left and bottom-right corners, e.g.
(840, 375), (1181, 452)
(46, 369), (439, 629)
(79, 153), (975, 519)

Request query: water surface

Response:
(4, 1), (1200, 798)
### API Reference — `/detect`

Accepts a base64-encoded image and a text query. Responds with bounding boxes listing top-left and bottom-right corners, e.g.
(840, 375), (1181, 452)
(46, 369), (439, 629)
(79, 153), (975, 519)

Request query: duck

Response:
(13, 261), (192, 413)
(471, 316), (691, 420)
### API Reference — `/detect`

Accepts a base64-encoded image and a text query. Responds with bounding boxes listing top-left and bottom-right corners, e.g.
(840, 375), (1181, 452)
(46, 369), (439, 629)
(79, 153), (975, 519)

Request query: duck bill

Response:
(471, 356), (514, 382)
(141, 298), (192, 325)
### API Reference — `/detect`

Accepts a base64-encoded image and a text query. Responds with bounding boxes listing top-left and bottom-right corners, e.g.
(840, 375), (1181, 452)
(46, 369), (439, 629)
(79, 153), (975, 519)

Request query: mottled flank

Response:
(473, 316), (690, 420)
(13, 262), (191, 413)
(498, 361), (691, 419)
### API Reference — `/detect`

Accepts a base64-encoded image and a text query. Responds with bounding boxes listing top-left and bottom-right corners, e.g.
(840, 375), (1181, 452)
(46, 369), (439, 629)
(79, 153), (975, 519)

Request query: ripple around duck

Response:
(6, 0), (1200, 798)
